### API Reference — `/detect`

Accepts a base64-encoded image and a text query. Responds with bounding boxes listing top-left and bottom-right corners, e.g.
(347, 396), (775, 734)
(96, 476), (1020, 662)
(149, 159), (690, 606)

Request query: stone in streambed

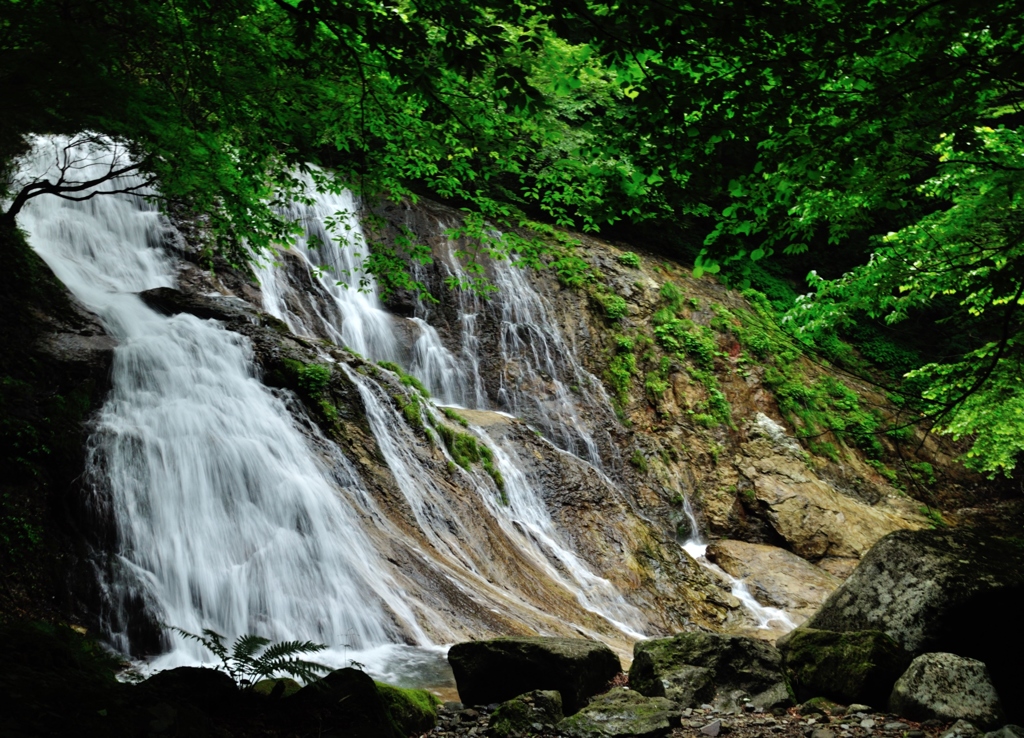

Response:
(558, 688), (678, 738)
(448, 637), (620, 715)
(806, 529), (1024, 719)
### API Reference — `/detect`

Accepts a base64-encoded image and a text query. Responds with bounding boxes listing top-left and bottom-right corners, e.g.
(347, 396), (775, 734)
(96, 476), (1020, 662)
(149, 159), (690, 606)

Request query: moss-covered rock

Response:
(252, 677), (302, 698)
(778, 627), (910, 708)
(489, 689), (563, 738)
(805, 529), (1024, 720)
(629, 632), (791, 710)
(557, 688), (677, 738)
(291, 667), (403, 738)
(376, 681), (441, 734)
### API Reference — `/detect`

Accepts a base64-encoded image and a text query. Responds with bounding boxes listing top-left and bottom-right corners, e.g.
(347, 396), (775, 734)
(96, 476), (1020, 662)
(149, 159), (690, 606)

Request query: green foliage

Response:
(607, 351), (636, 405)
(375, 682), (441, 735)
(442, 407), (469, 427)
(919, 505), (947, 528)
(617, 251), (641, 268)
(297, 364), (331, 396)
(436, 423), (506, 503)
(599, 293), (629, 322)
(173, 628), (329, 687)
(1, 492), (43, 560)
(378, 362), (430, 398)
(629, 450), (648, 472)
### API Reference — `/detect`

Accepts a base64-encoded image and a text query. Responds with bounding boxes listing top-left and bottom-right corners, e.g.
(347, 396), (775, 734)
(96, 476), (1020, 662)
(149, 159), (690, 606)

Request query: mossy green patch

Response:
(375, 681), (440, 734)
(778, 628), (910, 709)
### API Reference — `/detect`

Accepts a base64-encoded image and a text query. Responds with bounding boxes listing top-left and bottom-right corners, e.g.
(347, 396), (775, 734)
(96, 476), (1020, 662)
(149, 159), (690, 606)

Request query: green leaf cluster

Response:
(173, 628), (329, 687)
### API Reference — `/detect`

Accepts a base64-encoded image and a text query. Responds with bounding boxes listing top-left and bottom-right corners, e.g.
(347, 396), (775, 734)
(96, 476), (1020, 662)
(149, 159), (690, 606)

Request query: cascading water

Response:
(420, 232), (617, 468)
(256, 182), (402, 364)
(16, 137), (422, 668)
(679, 495), (795, 632)
(15, 136), (652, 680)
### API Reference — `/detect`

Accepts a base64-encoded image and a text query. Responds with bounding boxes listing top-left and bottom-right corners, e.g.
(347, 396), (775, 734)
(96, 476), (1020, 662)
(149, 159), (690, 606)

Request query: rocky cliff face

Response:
(4, 159), (993, 668)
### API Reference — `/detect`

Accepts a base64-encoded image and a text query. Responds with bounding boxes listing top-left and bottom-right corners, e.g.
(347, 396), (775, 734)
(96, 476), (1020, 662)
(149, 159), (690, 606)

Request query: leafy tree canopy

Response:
(3, 0), (1024, 472)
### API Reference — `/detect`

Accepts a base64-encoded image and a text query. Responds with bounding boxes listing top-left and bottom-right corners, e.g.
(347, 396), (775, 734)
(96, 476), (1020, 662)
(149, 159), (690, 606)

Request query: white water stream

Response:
(680, 497), (795, 632)
(15, 138), (427, 673)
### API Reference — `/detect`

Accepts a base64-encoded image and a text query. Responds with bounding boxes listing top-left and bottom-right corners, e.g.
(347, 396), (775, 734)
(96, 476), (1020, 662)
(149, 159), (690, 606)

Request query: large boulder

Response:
(805, 529), (1024, 718)
(628, 632), (790, 710)
(890, 653), (1005, 730)
(705, 540), (839, 623)
(777, 628), (910, 707)
(558, 688), (678, 738)
(447, 637), (621, 715)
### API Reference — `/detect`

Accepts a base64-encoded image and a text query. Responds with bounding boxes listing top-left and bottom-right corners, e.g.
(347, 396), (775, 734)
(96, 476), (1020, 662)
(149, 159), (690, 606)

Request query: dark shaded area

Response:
(448, 637), (621, 715)
(1, 622), (426, 737)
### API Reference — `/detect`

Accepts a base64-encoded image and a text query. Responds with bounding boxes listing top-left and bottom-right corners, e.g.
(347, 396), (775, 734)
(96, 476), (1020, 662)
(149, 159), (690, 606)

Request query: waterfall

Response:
(14, 136), (652, 678)
(16, 137), (422, 668)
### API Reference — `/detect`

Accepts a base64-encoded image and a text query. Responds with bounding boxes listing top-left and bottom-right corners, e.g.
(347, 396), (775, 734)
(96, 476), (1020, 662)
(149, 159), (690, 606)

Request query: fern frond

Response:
(258, 640), (327, 663)
(232, 634), (271, 663)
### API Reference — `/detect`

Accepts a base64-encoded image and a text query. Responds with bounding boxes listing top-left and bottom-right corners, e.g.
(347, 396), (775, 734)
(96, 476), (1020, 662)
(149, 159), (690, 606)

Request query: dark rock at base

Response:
(890, 653), (1004, 730)
(805, 529), (1024, 719)
(778, 628), (911, 708)
(558, 687), (678, 738)
(140, 666), (240, 713)
(984, 727), (1024, 738)
(489, 689), (564, 738)
(291, 667), (403, 738)
(448, 637), (621, 715)
(252, 677), (302, 698)
(629, 632), (791, 710)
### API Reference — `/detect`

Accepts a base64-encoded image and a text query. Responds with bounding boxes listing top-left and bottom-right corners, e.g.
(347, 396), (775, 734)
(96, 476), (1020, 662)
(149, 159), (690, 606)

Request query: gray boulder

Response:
(558, 688), (678, 738)
(447, 637), (620, 714)
(628, 632), (791, 710)
(890, 653), (1005, 730)
(984, 727), (1024, 738)
(777, 628), (910, 708)
(805, 528), (1024, 718)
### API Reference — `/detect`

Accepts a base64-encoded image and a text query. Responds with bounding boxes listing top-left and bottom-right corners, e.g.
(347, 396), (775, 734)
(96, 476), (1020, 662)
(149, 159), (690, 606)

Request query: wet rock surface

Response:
(705, 540), (839, 624)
